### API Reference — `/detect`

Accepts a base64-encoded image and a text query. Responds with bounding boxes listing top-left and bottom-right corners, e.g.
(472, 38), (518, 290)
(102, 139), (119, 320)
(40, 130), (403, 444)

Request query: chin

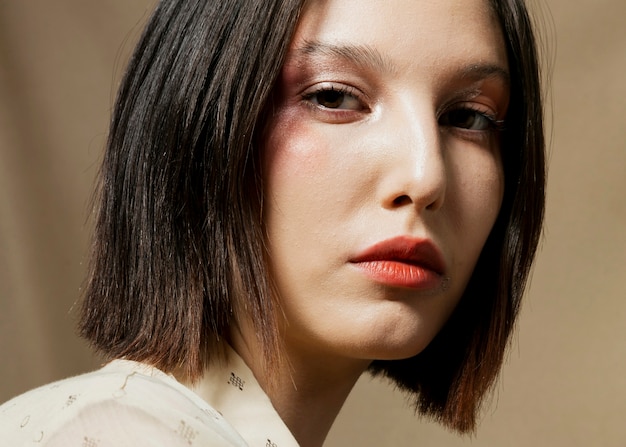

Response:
(355, 331), (438, 362)
(352, 310), (446, 362)
(369, 344), (430, 362)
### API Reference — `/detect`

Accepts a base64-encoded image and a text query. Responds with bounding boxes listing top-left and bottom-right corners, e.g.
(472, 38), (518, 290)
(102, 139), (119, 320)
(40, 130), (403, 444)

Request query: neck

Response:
(231, 330), (368, 447)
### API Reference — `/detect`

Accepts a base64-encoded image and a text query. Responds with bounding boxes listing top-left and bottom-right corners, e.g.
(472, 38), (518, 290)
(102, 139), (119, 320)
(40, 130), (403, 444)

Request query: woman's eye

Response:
(304, 87), (363, 111)
(440, 108), (497, 131)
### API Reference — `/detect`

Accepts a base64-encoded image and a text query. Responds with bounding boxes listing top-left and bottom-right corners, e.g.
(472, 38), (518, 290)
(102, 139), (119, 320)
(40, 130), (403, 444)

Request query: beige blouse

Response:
(0, 348), (299, 446)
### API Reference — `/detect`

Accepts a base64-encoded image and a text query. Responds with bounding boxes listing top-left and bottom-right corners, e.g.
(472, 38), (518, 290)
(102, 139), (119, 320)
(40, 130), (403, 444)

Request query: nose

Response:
(378, 100), (446, 213)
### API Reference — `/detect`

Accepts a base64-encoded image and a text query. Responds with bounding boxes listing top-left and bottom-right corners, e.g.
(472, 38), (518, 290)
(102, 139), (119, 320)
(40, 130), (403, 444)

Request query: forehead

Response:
(291, 0), (507, 75)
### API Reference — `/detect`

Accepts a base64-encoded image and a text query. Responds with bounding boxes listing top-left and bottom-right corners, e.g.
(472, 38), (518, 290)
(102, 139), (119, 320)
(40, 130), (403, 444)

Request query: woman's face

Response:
(262, 0), (509, 366)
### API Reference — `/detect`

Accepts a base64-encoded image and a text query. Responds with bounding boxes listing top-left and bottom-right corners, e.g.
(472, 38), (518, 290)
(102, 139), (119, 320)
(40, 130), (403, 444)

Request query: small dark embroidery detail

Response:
(82, 437), (99, 447)
(20, 415), (30, 428)
(228, 372), (245, 391)
(177, 420), (198, 445)
(65, 395), (78, 407)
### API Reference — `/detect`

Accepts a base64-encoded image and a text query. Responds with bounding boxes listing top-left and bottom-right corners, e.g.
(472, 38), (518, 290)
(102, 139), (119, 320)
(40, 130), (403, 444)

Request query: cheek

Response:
(260, 110), (338, 245)
(463, 164), (503, 214)
(452, 147), (504, 250)
(439, 148), (503, 301)
(261, 109), (363, 228)
(262, 109), (329, 187)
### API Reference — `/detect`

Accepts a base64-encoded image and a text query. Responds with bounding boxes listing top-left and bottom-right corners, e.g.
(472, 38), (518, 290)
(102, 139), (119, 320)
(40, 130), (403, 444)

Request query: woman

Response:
(0, 0), (545, 445)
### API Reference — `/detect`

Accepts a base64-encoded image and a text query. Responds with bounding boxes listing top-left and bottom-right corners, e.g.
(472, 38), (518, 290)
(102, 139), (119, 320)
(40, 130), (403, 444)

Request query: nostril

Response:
(392, 195), (412, 207)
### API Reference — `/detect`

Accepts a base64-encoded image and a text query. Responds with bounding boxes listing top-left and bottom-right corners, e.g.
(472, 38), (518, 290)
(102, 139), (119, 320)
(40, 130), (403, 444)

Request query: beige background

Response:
(0, 1), (624, 445)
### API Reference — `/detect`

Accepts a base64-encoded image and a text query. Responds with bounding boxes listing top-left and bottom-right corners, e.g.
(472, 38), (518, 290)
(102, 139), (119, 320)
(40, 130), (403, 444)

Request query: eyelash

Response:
(301, 84), (366, 112)
(301, 84), (506, 134)
(439, 104), (506, 133)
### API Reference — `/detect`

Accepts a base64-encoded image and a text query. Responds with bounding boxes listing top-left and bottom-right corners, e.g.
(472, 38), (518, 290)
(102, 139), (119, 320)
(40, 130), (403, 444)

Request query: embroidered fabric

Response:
(0, 348), (298, 447)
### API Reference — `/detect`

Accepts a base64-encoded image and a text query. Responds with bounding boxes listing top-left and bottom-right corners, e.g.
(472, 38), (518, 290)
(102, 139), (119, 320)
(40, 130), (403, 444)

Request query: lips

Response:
(349, 236), (446, 290)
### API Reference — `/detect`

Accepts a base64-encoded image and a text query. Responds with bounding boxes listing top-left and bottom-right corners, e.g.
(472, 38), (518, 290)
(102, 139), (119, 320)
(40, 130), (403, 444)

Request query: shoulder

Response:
(0, 360), (247, 447)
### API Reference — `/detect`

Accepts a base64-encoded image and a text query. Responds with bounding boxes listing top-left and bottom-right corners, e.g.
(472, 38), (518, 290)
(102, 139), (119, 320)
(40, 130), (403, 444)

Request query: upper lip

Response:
(349, 235), (446, 275)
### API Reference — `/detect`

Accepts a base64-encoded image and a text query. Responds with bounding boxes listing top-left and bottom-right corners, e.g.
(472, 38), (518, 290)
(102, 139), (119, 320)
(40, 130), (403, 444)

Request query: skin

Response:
(229, 0), (510, 445)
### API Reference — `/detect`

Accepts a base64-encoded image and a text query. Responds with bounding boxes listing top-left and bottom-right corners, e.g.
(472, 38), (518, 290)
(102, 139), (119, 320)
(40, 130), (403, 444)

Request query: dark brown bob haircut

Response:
(80, 0), (545, 434)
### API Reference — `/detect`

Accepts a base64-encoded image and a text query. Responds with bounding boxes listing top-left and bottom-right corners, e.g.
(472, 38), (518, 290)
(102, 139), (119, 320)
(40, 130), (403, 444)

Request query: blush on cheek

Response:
(262, 111), (331, 182)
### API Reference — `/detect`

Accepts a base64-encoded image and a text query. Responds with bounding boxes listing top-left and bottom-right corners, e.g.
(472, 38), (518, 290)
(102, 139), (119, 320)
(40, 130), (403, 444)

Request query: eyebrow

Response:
(459, 64), (510, 86)
(291, 40), (397, 74)
(290, 40), (510, 85)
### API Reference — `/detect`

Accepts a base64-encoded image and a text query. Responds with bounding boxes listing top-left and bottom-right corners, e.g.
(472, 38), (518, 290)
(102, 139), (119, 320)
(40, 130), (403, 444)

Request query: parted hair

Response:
(80, 0), (545, 434)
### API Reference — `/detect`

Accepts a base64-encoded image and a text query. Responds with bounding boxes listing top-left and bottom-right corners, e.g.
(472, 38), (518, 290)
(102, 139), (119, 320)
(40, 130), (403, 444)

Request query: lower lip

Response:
(352, 260), (443, 290)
